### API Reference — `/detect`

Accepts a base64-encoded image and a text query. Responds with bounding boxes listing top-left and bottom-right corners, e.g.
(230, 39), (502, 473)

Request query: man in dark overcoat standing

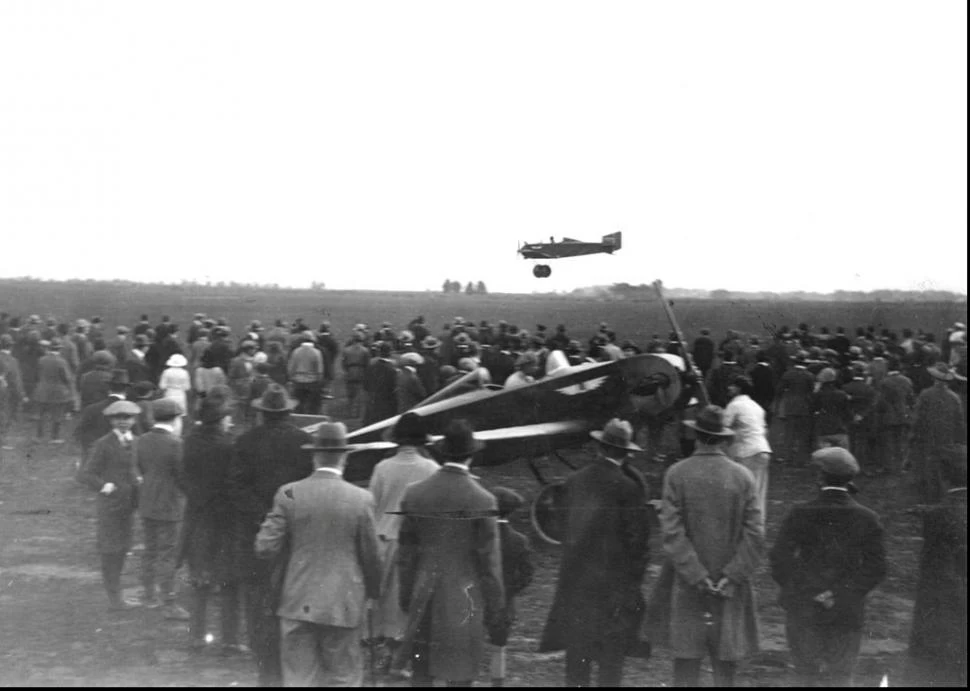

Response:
(908, 362), (966, 504)
(397, 420), (506, 686)
(228, 383), (313, 687)
(540, 418), (651, 687)
(770, 447), (886, 687)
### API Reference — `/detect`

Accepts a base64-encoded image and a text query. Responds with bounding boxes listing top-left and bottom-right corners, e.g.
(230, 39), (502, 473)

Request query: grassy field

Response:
(1, 280), (966, 344)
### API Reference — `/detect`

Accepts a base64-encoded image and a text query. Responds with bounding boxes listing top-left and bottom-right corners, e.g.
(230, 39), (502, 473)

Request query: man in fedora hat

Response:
(368, 413), (440, 676)
(136, 397), (189, 619)
(770, 447), (886, 687)
(395, 352), (428, 414)
(229, 383), (313, 687)
(644, 405), (763, 687)
(255, 421), (381, 686)
(908, 362), (966, 504)
(540, 418), (651, 687)
(76, 399), (144, 610)
(397, 419), (506, 686)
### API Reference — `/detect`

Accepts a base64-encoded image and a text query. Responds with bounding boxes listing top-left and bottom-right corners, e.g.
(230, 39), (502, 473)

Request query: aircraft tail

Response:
(602, 231), (622, 251)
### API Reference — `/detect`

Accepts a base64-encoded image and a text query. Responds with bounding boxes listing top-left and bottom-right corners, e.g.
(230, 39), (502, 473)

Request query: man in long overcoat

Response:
(776, 353), (816, 465)
(873, 360), (915, 475)
(397, 420), (506, 686)
(228, 384), (313, 687)
(908, 362), (966, 504)
(906, 445), (967, 687)
(362, 342), (398, 426)
(770, 447), (886, 687)
(540, 418), (651, 687)
(644, 405), (764, 687)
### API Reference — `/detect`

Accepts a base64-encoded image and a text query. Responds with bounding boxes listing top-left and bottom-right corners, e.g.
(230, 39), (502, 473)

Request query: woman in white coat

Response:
(159, 353), (191, 414)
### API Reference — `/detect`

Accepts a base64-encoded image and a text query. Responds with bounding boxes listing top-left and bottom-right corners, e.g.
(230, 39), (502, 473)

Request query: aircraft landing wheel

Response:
(530, 481), (567, 545)
(532, 264), (552, 278)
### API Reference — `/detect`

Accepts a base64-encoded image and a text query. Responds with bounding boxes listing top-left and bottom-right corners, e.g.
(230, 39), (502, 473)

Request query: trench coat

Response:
(76, 431), (140, 553)
(643, 449), (764, 661)
(397, 465), (505, 682)
(540, 457), (651, 655)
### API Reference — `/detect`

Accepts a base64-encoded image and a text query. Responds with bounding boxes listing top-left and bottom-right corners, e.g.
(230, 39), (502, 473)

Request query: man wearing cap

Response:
(136, 397), (190, 619)
(341, 333), (371, 418)
(873, 359), (915, 476)
(908, 362), (966, 504)
(228, 383), (313, 687)
(540, 418), (651, 687)
(395, 352), (428, 414)
(287, 337), (324, 415)
(644, 405), (763, 687)
(397, 419), (506, 686)
(255, 421), (381, 686)
(74, 369), (133, 466)
(367, 413), (440, 675)
(77, 399), (144, 610)
(776, 352), (816, 465)
(812, 368), (853, 450)
(770, 447), (886, 687)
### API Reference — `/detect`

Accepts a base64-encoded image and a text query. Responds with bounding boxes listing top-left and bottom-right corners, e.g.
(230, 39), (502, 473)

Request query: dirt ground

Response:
(0, 404), (925, 687)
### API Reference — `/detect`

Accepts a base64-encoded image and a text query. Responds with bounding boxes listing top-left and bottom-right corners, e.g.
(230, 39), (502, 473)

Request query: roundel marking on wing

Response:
(555, 375), (608, 396)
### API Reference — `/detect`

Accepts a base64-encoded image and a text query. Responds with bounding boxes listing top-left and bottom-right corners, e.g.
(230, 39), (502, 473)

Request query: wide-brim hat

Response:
(433, 419), (485, 458)
(682, 405), (736, 437)
(927, 361), (958, 382)
(166, 353), (188, 368)
(251, 383), (298, 411)
(302, 420), (358, 451)
(590, 418), (642, 452)
(103, 400), (141, 417)
(384, 412), (431, 445)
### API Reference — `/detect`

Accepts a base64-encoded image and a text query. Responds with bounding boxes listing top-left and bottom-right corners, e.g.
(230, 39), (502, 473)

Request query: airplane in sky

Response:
(518, 231), (623, 277)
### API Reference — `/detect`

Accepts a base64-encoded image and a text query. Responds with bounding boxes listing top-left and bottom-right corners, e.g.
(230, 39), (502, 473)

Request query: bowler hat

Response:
(251, 383), (298, 412)
(682, 405), (735, 437)
(92, 350), (118, 368)
(433, 419), (485, 459)
(492, 487), (525, 517)
(812, 447), (860, 478)
(302, 420), (355, 451)
(385, 412), (430, 445)
(152, 397), (185, 419)
(103, 400), (141, 417)
(590, 418), (643, 452)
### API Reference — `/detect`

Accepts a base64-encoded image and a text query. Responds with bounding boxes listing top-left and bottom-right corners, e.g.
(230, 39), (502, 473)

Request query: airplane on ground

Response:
(518, 231), (622, 278)
(296, 348), (684, 544)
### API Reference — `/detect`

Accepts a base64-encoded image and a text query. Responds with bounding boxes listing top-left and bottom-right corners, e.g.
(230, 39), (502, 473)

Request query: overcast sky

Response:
(1, 1), (966, 294)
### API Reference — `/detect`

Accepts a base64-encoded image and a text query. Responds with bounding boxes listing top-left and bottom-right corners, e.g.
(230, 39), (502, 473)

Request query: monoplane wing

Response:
(427, 419), (589, 444)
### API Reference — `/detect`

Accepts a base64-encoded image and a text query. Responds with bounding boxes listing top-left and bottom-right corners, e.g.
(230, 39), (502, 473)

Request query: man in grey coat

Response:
(645, 405), (764, 687)
(255, 422), (381, 687)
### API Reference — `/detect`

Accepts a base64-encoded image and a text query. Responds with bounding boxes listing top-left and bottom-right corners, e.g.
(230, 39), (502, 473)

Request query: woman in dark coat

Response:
(180, 398), (242, 652)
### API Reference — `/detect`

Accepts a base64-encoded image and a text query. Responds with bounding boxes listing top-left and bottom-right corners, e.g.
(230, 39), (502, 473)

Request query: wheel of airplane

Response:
(532, 264), (545, 278)
(530, 481), (567, 545)
(542, 264), (552, 278)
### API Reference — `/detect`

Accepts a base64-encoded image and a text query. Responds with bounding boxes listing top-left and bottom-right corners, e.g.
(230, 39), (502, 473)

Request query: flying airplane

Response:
(518, 231), (622, 277)
(296, 348), (683, 543)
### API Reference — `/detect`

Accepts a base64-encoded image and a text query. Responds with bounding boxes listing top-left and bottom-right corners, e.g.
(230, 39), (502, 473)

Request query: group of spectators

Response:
(0, 309), (967, 687)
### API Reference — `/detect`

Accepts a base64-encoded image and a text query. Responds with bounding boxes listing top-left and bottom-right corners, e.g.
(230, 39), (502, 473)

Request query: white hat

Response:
(166, 353), (188, 368)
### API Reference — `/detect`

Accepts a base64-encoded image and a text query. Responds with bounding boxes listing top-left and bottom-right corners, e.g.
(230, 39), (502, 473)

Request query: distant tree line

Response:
(583, 283), (967, 302)
(441, 279), (488, 295)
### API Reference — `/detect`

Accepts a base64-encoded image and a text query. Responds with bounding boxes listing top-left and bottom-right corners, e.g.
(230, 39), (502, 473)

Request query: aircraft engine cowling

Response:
(620, 354), (683, 421)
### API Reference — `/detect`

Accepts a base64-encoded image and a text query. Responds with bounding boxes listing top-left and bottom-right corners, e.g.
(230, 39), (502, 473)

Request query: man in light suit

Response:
(255, 421), (381, 687)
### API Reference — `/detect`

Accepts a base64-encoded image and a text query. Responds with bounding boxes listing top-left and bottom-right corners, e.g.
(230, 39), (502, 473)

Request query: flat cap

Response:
(812, 447), (860, 478)
(151, 397), (185, 419)
(103, 400), (141, 417)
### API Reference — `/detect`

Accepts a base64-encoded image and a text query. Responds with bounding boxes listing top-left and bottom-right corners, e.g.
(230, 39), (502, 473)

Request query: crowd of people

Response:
(0, 309), (966, 687)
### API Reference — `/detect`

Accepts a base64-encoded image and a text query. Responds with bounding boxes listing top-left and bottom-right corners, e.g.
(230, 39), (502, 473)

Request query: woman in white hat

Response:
(159, 353), (191, 415)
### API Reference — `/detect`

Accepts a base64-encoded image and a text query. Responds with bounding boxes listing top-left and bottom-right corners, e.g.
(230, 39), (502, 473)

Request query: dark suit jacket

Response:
(395, 367), (427, 413)
(496, 520), (534, 645)
(79, 369), (113, 409)
(540, 458), (650, 652)
(74, 394), (128, 451)
(136, 427), (186, 521)
(770, 489), (886, 630)
(812, 386), (853, 436)
(692, 336), (715, 372)
(483, 349), (516, 385)
(363, 358), (398, 425)
(750, 362), (775, 409)
(125, 354), (152, 385)
(874, 372), (915, 427)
